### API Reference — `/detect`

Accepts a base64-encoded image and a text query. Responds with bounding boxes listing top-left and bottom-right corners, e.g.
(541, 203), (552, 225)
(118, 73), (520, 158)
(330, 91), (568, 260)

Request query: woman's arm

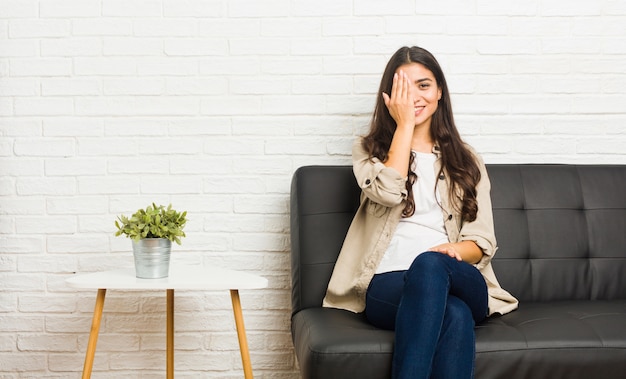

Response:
(382, 71), (415, 176)
(432, 149), (497, 266)
(352, 139), (407, 207)
(428, 241), (483, 264)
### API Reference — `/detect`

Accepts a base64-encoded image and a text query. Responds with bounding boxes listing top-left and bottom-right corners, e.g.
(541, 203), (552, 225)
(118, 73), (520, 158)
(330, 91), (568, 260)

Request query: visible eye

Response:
(419, 83), (430, 89)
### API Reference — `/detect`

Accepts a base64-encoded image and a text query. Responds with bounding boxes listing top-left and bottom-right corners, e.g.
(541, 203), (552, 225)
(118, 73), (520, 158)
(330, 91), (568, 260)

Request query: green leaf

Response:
(114, 203), (187, 246)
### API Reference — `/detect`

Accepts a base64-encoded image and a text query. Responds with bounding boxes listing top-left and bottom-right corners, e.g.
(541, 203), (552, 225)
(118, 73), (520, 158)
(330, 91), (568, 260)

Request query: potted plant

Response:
(115, 203), (187, 278)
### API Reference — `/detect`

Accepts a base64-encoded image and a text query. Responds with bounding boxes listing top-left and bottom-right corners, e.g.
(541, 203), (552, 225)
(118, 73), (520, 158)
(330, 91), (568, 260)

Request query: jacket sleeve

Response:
(351, 138), (408, 208)
(458, 151), (498, 269)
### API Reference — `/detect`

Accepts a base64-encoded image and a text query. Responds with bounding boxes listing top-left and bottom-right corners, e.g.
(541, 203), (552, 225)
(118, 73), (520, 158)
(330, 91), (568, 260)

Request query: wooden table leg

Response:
(167, 289), (174, 379)
(82, 288), (106, 379)
(230, 289), (253, 379)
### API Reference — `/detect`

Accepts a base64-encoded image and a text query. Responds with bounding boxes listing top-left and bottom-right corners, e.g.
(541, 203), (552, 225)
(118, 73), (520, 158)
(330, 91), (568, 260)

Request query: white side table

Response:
(66, 265), (268, 379)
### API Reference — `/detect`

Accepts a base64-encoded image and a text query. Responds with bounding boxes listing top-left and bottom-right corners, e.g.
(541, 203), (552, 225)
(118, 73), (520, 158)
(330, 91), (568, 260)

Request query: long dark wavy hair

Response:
(362, 46), (481, 222)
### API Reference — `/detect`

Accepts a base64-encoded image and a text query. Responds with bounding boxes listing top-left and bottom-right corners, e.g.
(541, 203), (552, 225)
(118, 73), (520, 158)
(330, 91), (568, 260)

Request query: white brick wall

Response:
(1, 0), (625, 377)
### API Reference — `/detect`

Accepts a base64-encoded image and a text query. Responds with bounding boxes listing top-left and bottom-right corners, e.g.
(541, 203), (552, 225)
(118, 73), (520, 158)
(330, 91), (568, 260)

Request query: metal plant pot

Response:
(132, 238), (172, 279)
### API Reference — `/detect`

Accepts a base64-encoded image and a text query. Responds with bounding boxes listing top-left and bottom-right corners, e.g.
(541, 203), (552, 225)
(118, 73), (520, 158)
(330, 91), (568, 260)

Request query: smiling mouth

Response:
(414, 106), (425, 114)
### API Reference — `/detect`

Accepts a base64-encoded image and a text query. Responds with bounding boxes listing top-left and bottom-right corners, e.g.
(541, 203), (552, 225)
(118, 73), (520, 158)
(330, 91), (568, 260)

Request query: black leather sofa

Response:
(290, 164), (626, 379)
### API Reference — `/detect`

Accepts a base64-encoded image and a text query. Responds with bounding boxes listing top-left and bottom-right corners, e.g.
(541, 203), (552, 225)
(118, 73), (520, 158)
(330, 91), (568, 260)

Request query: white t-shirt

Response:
(375, 151), (449, 274)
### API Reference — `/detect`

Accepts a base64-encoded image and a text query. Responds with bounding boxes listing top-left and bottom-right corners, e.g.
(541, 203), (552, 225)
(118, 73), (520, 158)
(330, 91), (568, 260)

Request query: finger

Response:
(403, 72), (412, 101)
(399, 71), (408, 100)
(435, 248), (460, 261)
(406, 74), (416, 101)
(405, 73), (412, 101)
(390, 73), (399, 100)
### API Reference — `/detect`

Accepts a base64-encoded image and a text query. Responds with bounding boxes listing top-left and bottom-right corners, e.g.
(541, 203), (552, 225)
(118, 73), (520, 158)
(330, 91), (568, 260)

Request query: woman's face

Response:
(395, 63), (442, 129)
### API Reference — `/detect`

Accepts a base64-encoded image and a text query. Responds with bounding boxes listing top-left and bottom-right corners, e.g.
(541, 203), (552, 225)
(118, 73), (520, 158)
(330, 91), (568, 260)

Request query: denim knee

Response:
(443, 296), (475, 332)
(407, 251), (448, 276)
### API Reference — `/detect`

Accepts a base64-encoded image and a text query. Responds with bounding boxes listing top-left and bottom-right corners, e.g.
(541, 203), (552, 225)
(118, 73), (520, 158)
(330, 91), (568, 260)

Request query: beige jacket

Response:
(322, 138), (519, 316)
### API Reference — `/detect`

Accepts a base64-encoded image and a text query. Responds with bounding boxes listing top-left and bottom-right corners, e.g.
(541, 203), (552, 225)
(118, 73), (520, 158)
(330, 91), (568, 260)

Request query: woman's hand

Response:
(382, 70), (415, 130)
(429, 241), (484, 264)
(381, 70), (416, 175)
(429, 243), (462, 261)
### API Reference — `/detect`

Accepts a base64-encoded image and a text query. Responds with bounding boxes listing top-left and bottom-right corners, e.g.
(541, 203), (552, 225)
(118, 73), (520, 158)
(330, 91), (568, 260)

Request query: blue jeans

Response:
(365, 252), (488, 379)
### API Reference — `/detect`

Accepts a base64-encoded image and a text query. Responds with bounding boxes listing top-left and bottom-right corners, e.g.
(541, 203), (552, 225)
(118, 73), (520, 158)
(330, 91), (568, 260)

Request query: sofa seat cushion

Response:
(291, 307), (393, 379)
(476, 300), (626, 379)
(292, 300), (626, 379)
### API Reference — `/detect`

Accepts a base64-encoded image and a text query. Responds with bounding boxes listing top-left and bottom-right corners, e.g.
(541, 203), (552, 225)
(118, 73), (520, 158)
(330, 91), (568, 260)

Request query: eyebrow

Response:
(415, 78), (433, 83)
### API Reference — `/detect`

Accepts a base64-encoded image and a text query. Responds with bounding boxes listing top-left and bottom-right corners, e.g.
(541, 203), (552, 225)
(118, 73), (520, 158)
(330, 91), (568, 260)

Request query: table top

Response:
(65, 265), (268, 291)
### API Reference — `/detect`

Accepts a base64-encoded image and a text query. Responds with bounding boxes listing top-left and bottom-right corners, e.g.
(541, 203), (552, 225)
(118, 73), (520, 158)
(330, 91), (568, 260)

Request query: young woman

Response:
(322, 46), (518, 379)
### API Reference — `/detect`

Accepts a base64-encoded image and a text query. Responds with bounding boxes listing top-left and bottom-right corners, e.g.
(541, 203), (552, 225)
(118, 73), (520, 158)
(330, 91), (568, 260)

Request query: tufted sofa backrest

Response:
(290, 165), (626, 315)
(487, 165), (626, 302)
